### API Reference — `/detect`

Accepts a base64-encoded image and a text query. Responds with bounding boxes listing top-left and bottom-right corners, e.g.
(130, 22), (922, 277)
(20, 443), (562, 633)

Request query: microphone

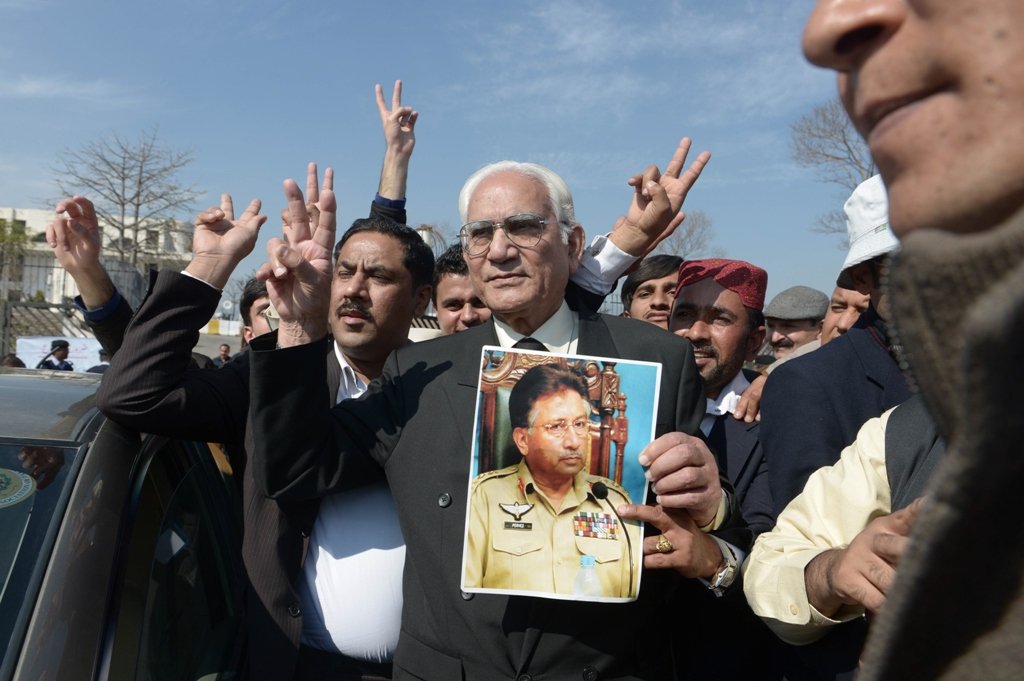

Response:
(591, 481), (634, 597)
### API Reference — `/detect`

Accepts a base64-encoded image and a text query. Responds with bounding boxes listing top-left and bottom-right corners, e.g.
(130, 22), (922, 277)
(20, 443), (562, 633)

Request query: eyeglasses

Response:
(538, 418), (590, 439)
(459, 213), (562, 256)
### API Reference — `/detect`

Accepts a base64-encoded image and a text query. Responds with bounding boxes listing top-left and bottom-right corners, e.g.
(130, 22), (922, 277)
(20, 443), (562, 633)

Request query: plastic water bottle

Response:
(572, 555), (602, 597)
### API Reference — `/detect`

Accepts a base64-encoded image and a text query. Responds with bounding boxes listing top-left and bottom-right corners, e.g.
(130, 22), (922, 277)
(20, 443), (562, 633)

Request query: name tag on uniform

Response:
(504, 521), (533, 531)
(574, 511), (618, 540)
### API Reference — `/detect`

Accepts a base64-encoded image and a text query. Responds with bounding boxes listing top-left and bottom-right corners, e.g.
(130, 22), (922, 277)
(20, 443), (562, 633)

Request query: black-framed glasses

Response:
(459, 213), (562, 256)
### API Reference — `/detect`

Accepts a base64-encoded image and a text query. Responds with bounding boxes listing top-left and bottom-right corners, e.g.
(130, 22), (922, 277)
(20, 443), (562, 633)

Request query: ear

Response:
(567, 223), (586, 273)
(242, 326), (255, 343)
(412, 284), (432, 317)
(512, 427), (530, 456)
(745, 324), (766, 362)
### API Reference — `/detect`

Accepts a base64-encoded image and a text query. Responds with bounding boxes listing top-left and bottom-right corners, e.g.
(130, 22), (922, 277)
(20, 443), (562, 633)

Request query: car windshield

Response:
(0, 440), (83, 652)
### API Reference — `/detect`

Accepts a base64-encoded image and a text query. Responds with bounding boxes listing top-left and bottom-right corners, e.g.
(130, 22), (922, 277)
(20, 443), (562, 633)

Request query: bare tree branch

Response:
(792, 99), (876, 247)
(791, 99), (876, 189)
(653, 210), (717, 260)
(52, 129), (200, 267)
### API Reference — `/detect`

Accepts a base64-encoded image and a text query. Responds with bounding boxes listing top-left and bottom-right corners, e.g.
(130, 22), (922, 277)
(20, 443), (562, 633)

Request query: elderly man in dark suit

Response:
(249, 142), (755, 680)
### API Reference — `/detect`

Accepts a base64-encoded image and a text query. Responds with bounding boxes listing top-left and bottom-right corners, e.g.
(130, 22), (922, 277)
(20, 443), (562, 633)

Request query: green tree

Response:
(0, 217), (28, 301)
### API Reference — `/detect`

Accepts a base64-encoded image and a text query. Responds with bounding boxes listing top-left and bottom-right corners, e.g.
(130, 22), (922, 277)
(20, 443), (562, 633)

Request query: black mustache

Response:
(335, 302), (371, 318)
(691, 342), (718, 359)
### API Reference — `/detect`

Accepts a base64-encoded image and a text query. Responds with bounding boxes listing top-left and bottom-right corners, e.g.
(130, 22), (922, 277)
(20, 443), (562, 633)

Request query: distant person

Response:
(1, 353), (25, 368)
(763, 286), (828, 364)
(820, 286), (870, 345)
(86, 349), (111, 374)
(757, 176), (909, 680)
(464, 364), (639, 597)
(620, 254), (683, 329)
(432, 243), (490, 335)
(36, 339), (74, 371)
(212, 343), (232, 367)
(762, 174), (906, 515)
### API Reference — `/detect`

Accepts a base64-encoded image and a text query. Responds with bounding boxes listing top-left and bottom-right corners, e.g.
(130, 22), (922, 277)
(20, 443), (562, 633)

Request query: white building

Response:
(0, 206), (191, 308)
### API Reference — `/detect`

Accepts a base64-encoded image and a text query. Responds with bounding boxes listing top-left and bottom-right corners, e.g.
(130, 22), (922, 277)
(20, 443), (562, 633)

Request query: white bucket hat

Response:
(841, 174), (900, 271)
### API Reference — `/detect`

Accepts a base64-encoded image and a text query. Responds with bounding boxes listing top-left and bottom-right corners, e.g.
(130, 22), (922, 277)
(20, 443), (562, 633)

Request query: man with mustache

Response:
(666, 258), (781, 680)
(464, 363), (641, 598)
(763, 286), (829, 365)
(249, 141), (751, 680)
(668, 259), (773, 539)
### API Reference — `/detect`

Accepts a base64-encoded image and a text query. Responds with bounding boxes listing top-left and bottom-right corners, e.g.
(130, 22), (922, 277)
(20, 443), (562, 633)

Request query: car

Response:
(0, 368), (246, 680)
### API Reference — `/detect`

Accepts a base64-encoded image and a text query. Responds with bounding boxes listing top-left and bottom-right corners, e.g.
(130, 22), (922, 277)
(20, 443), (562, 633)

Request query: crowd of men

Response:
(25, 1), (1024, 678)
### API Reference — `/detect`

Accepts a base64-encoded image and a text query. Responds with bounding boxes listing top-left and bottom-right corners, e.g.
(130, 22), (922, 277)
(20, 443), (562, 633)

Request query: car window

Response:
(0, 440), (82, 655)
(105, 439), (244, 680)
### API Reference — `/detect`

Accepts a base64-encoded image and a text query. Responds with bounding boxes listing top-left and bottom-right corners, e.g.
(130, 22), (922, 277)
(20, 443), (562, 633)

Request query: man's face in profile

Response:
(803, 0), (1024, 236)
(244, 296), (272, 343)
(513, 388), (589, 485)
(821, 286), (870, 344)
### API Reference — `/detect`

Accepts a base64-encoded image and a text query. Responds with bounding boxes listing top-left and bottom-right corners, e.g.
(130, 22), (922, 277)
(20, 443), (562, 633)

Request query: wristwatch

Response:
(706, 536), (738, 597)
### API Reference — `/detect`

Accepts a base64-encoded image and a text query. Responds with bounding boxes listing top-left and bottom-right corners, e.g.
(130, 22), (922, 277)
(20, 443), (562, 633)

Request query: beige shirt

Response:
(742, 406), (896, 645)
(463, 461), (641, 599)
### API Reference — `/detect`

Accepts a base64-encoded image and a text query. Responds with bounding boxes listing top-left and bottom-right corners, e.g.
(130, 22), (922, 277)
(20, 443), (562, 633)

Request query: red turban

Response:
(675, 258), (768, 311)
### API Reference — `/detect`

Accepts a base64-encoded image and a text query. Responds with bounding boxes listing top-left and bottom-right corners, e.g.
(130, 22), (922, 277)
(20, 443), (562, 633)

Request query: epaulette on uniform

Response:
(471, 464), (521, 488)
(588, 475), (631, 502)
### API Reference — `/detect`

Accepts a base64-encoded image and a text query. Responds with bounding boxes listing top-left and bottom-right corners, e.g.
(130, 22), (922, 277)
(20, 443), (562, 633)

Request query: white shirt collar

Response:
(492, 301), (579, 354)
(706, 371), (751, 418)
(333, 342), (368, 403)
(699, 371), (751, 437)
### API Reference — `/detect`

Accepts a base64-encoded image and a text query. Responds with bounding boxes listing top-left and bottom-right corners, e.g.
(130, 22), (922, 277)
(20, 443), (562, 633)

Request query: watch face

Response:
(716, 564), (737, 589)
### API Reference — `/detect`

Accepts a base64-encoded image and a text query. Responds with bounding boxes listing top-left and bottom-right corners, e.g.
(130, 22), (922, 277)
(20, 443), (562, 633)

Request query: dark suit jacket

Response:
(95, 271), (352, 681)
(758, 307), (910, 681)
(760, 307), (911, 517)
(250, 311), (736, 680)
(707, 415), (774, 539)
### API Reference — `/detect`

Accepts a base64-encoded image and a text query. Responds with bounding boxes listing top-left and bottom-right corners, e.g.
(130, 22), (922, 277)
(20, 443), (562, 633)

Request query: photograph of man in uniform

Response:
(462, 361), (649, 601)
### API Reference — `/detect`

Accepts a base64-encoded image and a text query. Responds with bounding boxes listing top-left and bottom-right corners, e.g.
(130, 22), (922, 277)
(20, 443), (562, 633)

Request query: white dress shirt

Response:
(299, 344), (406, 661)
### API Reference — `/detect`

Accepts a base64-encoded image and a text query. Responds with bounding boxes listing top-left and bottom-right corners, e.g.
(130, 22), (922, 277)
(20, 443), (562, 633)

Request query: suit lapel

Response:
(576, 311), (618, 357)
(456, 321), (499, 388)
(325, 344), (341, 406)
(720, 415), (759, 481)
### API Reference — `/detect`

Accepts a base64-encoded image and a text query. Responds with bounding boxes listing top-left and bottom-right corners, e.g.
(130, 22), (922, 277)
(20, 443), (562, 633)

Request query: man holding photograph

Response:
(251, 141), (750, 680)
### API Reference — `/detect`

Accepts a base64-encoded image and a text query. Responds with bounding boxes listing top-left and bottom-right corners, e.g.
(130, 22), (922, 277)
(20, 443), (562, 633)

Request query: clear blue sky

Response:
(0, 0), (847, 302)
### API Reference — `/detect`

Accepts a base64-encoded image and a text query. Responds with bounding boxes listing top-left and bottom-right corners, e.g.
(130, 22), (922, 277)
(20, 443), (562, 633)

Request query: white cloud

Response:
(0, 74), (140, 105)
(452, 0), (831, 126)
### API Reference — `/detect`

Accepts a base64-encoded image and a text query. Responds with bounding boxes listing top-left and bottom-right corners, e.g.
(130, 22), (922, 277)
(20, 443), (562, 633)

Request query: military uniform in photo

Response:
(464, 460), (639, 598)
